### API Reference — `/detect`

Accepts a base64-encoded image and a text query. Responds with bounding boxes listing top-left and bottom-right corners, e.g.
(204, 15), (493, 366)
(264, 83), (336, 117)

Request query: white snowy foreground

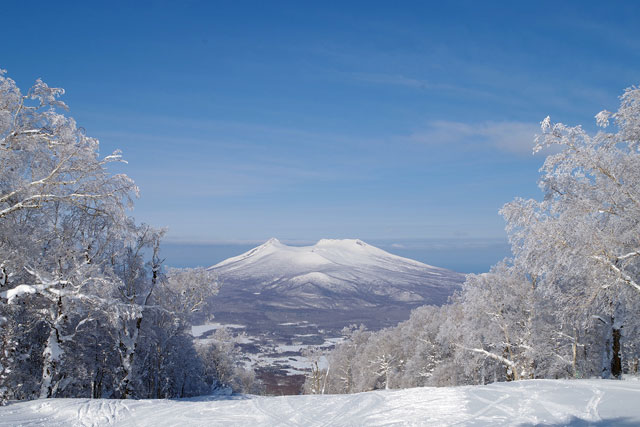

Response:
(2, 379), (640, 426)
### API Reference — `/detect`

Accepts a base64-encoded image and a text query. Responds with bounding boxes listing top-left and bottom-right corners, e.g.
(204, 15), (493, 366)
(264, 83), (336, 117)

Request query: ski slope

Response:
(2, 379), (639, 426)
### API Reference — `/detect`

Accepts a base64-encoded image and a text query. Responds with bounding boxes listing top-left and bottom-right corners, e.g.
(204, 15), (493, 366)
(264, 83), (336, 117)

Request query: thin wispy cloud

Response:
(410, 120), (543, 156)
(349, 71), (500, 100)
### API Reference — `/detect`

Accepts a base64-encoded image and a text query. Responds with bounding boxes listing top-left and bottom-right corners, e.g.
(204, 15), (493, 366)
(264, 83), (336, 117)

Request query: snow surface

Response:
(191, 323), (245, 338)
(2, 379), (640, 426)
(1, 284), (37, 304)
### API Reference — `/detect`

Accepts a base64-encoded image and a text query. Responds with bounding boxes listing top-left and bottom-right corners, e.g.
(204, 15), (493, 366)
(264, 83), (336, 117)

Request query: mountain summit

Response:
(208, 238), (463, 324)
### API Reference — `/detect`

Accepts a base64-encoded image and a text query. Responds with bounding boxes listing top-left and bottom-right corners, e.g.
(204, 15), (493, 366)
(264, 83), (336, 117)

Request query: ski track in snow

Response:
(2, 379), (640, 426)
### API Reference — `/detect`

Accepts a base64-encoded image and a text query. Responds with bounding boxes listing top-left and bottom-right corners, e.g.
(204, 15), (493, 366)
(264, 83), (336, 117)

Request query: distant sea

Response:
(160, 238), (510, 274)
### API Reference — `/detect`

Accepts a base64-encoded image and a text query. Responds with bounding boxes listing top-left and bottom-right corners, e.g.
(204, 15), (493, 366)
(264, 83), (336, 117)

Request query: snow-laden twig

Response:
(456, 344), (518, 369)
(592, 255), (640, 293)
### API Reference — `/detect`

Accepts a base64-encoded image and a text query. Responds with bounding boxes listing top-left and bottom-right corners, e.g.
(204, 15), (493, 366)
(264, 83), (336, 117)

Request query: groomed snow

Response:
(2, 379), (640, 426)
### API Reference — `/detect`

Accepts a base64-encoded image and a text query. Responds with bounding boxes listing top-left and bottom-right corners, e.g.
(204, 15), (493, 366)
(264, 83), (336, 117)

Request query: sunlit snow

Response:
(2, 379), (639, 426)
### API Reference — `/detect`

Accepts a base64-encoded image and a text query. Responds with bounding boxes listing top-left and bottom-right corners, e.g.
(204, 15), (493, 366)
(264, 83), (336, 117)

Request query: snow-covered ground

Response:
(238, 334), (340, 375)
(191, 322), (246, 338)
(191, 321), (342, 376)
(2, 379), (640, 426)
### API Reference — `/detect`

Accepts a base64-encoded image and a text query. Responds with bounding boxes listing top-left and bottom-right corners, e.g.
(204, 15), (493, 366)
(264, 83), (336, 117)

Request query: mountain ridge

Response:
(213, 238), (440, 270)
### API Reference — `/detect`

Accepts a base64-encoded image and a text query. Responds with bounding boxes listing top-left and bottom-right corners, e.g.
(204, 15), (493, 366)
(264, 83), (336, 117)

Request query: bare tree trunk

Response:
(601, 316), (622, 379)
(321, 364), (329, 395)
(571, 328), (581, 378)
(40, 301), (65, 398)
(611, 327), (622, 379)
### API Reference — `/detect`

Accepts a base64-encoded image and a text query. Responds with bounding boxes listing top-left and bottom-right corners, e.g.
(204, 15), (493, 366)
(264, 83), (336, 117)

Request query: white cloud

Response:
(480, 121), (542, 154)
(410, 120), (544, 155)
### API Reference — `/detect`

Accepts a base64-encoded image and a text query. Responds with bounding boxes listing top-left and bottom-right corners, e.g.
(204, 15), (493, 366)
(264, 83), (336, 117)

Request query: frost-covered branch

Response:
(456, 345), (517, 369)
(592, 255), (640, 293)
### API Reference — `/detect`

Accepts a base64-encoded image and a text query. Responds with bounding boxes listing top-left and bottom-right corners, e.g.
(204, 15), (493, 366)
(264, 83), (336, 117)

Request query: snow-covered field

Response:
(192, 321), (341, 376)
(2, 379), (640, 426)
(191, 322), (246, 338)
(239, 335), (339, 375)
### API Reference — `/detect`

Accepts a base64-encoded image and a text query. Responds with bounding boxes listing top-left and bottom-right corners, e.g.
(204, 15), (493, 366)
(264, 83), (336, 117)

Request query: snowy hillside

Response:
(2, 379), (639, 426)
(209, 238), (463, 311)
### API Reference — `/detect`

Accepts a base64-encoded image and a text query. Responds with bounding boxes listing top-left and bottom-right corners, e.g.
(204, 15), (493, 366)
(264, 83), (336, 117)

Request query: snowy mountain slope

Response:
(208, 238), (463, 313)
(3, 379), (639, 426)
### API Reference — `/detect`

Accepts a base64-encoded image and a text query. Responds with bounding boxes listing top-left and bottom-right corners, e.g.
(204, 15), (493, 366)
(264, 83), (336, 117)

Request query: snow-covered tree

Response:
(0, 71), (135, 221)
(197, 329), (263, 395)
(455, 262), (539, 382)
(308, 309), (454, 394)
(0, 69), (139, 400)
(0, 69), (230, 402)
(133, 266), (220, 398)
(502, 86), (640, 379)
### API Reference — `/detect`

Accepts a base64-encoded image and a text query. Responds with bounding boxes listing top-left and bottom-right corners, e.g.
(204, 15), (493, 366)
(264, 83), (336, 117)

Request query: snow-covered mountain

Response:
(208, 238), (462, 321)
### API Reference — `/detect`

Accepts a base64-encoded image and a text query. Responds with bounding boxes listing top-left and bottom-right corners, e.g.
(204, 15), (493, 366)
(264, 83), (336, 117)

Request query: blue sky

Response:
(2, 1), (640, 271)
